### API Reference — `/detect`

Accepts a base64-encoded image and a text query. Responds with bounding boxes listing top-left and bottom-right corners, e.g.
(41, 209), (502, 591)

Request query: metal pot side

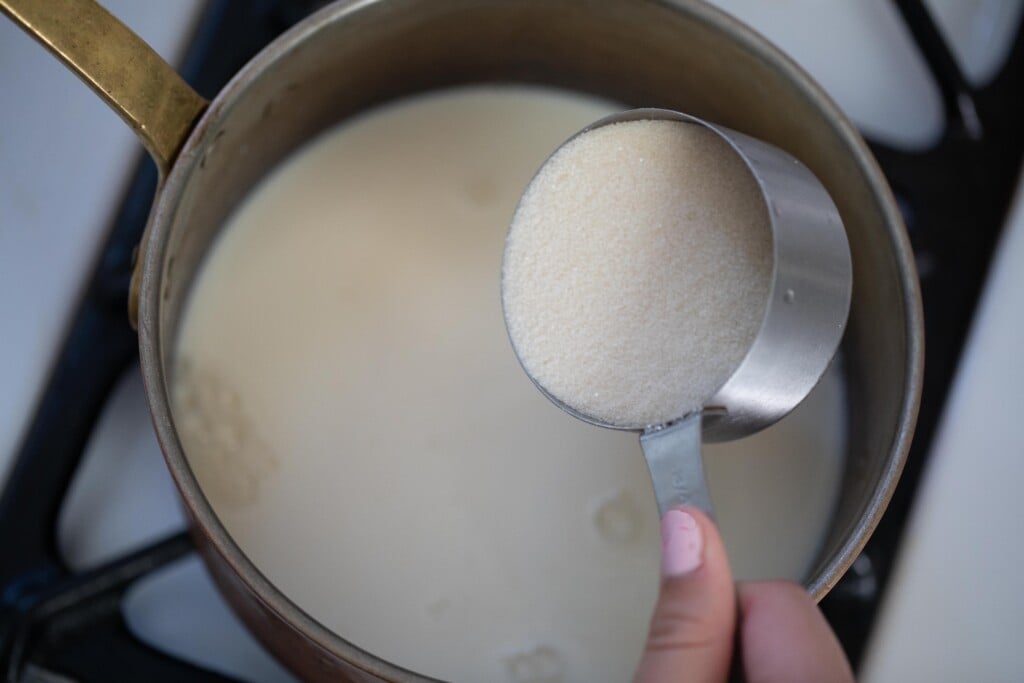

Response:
(132, 1), (923, 680)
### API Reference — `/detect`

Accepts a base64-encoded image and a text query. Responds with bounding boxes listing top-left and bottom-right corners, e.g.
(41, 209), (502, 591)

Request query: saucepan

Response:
(2, 0), (923, 680)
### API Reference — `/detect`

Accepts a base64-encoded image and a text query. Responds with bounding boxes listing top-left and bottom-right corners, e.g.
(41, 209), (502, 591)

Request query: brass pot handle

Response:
(2, 0), (210, 327)
(1, 0), (208, 178)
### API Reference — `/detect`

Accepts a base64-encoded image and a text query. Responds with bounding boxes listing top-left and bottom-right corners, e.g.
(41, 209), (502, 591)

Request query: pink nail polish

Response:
(661, 509), (703, 577)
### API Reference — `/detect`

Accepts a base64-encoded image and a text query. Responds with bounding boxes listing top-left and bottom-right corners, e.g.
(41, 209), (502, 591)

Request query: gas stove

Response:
(2, 1), (1022, 681)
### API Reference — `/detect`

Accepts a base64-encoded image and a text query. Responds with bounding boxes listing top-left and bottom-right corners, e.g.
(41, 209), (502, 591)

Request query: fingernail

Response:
(661, 509), (703, 578)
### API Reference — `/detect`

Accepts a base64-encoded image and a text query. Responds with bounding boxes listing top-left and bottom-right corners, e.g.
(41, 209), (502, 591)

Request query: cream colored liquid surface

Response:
(173, 86), (846, 683)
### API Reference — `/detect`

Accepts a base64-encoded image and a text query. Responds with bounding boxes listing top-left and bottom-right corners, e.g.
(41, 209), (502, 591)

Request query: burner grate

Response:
(819, 0), (1024, 664)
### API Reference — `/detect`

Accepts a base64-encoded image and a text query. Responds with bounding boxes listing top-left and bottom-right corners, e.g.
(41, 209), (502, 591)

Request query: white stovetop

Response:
(1, 1), (1022, 681)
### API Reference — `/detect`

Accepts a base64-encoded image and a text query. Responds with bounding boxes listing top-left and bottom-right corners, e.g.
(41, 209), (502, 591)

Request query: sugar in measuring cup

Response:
(502, 109), (852, 517)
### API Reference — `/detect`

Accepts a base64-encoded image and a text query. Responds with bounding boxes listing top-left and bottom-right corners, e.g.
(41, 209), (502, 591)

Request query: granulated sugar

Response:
(502, 119), (773, 428)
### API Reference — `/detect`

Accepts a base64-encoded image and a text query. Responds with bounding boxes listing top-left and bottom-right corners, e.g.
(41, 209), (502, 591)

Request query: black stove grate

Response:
(820, 0), (1024, 664)
(2, 1), (1022, 680)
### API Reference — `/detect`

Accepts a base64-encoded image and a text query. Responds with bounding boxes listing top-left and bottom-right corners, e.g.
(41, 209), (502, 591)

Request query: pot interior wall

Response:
(155, 0), (913, 620)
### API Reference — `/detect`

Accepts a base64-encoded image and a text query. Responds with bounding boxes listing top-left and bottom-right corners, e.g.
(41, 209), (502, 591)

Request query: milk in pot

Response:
(172, 86), (846, 683)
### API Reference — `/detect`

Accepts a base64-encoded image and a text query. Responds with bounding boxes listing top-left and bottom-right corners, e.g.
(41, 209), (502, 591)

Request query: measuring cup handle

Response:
(1, 0), (208, 178)
(640, 413), (714, 519)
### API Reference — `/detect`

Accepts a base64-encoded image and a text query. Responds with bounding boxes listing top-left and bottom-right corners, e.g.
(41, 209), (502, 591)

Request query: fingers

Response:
(737, 581), (854, 683)
(634, 508), (736, 683)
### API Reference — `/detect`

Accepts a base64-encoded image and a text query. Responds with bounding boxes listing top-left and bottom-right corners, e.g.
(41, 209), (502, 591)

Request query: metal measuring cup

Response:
(502, 108), (852, 518)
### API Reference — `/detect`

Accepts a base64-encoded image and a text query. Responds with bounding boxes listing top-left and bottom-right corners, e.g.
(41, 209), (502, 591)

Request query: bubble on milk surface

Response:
(173, 358), (277, 506)
(592, 488), (641, 545)
(504, 645), (566, 683)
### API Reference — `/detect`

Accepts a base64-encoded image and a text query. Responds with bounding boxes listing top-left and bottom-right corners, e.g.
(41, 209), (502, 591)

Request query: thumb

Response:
(634, 507), (736, 683)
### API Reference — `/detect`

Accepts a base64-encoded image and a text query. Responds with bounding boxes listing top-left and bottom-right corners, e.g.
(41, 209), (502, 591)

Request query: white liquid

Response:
(173, 86), (846, 683)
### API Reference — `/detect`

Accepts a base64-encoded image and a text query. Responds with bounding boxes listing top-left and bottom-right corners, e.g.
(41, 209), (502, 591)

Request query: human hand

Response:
(634, 508), (855, 683)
